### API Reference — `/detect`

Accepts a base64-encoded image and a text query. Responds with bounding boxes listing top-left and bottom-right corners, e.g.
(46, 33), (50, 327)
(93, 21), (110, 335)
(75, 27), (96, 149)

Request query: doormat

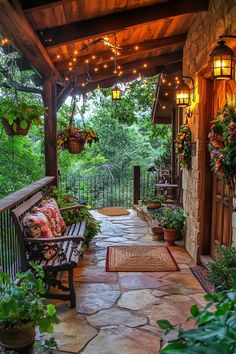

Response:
(98, 207), (130, 216)
(106, 246), (179, 272)
(190, 266), (215, 293)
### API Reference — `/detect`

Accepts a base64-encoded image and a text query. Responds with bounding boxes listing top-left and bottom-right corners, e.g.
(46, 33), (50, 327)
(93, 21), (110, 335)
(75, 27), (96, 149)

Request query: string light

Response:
(133, 69), (137, 74)
(134, 45), (139, 50)
(65, 77), (69, 81)
(56, 54), (61, 59)
(168, 82), (172, 86)
(92, 55), (96, 59)
(85, 59), (89, 64)
(117, 65), (121, 69)
(110, 56), (114, 60)
(74, 50), (78, 55)
(162, 79), (166, 83)
(73, 58), (77, 62)
(103, 64), (108, 68)
(175, 76), (179, 80)
(69, 67), (72, 71)
(164, 92), (168, 96)
(143, 63), (148, 68)
(162, 105), (166, 109)
(94, 67), (99, 72)
(69, 62), (72, 66)
(81, 83), (85, 87)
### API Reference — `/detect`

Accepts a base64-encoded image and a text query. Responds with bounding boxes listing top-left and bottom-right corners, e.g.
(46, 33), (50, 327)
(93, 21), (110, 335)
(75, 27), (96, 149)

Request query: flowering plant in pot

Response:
(0, 97), (43, 136)
(0, 264), (59, 353)
(158, 207), (185, 246)
(208, 105), (236, 188)
(57, 127), (98, 154)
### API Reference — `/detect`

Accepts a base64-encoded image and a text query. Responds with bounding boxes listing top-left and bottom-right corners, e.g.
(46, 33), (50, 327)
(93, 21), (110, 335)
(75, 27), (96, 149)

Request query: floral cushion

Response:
(35, 198), (66, 236)
(22, 211), (52, 238)
(22, 211), (57, 260)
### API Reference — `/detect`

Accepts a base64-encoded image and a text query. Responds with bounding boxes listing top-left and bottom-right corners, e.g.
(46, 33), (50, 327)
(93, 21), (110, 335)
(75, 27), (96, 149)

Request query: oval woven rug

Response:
(98, 207), (130, 216)
(106, 245), (179, 272)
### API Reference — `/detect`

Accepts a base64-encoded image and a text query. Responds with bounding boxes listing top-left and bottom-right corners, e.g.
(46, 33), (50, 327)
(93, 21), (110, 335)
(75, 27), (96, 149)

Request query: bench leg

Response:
(69, 268), (76, 308)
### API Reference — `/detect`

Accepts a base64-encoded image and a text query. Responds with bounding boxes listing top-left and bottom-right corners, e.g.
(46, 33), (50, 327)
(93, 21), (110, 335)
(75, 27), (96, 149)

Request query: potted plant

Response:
(0, 264), (59, 353)
(158, 207), (185, 246)
(141, 194), (165, 210)
(0, 97), (43, 136)
(57, 127), (98, 154)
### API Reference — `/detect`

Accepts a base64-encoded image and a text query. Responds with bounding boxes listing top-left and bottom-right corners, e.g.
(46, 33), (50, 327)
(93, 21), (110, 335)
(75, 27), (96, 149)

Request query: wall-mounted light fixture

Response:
(175, 76), (195, 108)
(209, 37), (235, 80)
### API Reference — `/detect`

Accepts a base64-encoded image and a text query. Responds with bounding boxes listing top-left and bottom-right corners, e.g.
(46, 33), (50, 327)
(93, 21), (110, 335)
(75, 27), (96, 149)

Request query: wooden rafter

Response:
(37, 0), (209, 47)
(66, 51), (183, 79)
(0, 0), (60, 78)
(73, 62), (182, 95)
(56, 33), (187, 72)
(21, 0), (63, 11)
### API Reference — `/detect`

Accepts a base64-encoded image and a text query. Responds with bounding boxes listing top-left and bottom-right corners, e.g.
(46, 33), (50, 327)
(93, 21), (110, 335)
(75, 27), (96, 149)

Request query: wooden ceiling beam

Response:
(64, 50), (183, 78)
(73, 61), (182, 95)
(21, 0), (63, 12)
(56, 33), (187, 72)
(38, 0), (209, 47)
(0, 0), (60, 79)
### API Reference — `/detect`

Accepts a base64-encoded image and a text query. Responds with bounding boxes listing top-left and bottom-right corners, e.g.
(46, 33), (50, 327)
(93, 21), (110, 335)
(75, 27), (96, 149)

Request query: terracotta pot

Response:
(0, 325), (35, 353)
(163, 228), (179, 246)
(68, 138), (85, 154)
(147, 202), (161, 210)
(2, 119), (31, 136)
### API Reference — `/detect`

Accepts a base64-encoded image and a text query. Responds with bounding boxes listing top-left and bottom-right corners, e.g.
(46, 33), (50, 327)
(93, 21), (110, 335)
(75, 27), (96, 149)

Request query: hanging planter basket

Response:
(68, 138), (85, 154)
(1, 119), (31, 136)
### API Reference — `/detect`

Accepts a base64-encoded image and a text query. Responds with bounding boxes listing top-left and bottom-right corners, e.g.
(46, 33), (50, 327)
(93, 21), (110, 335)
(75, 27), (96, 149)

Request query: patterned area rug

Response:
(190, 266), (215, 293)
(106, 246), (179, 272)
(98, 207), (130, 216)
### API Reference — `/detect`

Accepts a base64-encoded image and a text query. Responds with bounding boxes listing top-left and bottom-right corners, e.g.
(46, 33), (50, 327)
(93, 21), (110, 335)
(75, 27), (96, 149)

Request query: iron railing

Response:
(63, 169), (157, 209)
(0, 177), (55, 278)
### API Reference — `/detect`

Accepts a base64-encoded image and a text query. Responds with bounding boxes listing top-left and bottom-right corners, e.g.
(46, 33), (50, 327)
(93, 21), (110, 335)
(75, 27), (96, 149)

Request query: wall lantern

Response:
(209, 40), (235, 80)
(175, 80), (191, 107)
(112, 85), (121, 100)
(175, 76), (195, 108)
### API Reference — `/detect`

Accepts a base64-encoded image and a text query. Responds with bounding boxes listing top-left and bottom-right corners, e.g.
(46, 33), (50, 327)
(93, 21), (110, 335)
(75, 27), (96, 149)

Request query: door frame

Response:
(198, 78), (214, 260)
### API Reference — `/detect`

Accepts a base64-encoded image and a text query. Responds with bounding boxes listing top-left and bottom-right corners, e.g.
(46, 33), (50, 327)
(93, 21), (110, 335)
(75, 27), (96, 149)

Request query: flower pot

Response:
(2, 119), (31, 136)
(163, 228), (179, 246)
(0, 325), (35, 353)
(68, 138), (85, 154)
(147, 202), (161, 210)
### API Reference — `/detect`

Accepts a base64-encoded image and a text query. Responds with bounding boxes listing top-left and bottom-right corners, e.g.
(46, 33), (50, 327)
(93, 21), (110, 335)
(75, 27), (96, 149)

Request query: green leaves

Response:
(158, 286), (236, 354)
(0, 266), (59, 335)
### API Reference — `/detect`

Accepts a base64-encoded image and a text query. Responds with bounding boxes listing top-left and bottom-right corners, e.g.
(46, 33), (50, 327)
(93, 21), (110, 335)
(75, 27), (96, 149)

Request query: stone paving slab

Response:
(80, 325), (161, 354)
(51, 210), (204, 354)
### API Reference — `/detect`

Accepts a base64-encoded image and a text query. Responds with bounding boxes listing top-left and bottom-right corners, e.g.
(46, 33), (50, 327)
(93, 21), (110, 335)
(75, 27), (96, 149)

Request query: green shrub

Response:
(157, 282), (236, 353)
(208, 246), (236, 290)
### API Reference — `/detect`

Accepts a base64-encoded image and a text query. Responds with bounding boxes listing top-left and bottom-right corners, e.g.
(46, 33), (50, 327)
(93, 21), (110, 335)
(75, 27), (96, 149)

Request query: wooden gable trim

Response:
(37, 0), (209, 47)
(0, 0), (60, 79)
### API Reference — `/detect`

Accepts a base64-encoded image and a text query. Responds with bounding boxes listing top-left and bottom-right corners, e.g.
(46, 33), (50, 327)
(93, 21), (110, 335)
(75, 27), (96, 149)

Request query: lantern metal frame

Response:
(175, 76), (195, 108)
(209, 38), (235, 80)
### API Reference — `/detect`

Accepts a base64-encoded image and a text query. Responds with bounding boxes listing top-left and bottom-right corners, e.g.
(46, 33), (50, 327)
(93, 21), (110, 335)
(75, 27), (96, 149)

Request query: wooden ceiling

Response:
(0, 0), (209, 95)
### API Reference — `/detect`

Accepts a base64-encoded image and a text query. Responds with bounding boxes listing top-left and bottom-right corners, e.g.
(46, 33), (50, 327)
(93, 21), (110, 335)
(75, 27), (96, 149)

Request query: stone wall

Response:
(182, 0), (236, 261)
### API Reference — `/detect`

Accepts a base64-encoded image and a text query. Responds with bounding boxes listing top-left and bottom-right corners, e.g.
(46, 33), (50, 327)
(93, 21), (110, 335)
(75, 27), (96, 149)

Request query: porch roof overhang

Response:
(0, 0), (209, 97)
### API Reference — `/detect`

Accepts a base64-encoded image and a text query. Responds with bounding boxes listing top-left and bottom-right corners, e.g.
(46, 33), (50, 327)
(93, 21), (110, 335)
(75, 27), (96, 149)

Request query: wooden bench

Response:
(11, 191), (86, 308)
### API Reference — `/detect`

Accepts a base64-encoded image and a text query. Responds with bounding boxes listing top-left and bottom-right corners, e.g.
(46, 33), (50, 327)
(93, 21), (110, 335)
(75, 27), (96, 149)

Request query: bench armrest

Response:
(60, 205), (84, 212)
(25, 235), (85, 243)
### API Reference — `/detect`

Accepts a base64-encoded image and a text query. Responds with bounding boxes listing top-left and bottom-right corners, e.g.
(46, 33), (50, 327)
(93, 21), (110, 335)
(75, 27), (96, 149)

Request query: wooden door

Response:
(210, 80), (235, 257)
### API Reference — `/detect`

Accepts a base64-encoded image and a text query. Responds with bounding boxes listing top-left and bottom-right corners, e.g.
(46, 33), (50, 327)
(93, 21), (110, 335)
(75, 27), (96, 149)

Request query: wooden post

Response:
(171, 108), (178, 199)
(133, 166), (141, 205)
(43, 77), (58, 186)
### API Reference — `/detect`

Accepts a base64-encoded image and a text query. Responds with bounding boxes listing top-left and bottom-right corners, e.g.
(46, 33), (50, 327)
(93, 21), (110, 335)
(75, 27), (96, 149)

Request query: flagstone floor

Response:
(51, 209), (205, 354)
